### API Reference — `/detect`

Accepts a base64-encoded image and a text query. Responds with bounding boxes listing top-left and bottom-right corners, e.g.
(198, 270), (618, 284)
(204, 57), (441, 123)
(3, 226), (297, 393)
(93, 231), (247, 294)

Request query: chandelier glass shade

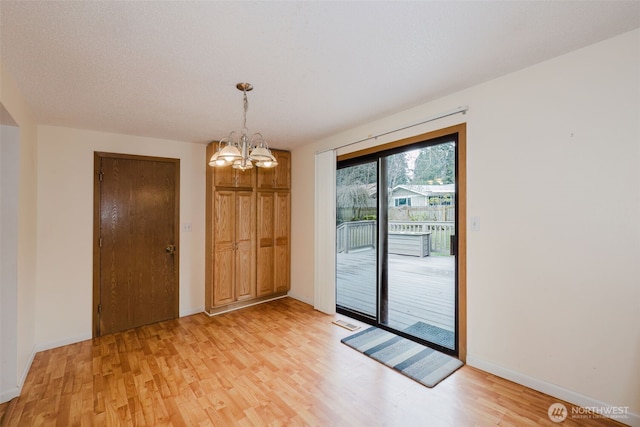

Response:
(208, 83), (278, 171)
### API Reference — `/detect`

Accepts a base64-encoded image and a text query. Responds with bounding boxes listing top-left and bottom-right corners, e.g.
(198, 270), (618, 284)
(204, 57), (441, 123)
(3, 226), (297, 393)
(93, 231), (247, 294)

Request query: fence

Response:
(338, 206), (454, 222)
(389, 206), (455, 222)
(336, 220), (376, 253)
(336, 220), (455, 254)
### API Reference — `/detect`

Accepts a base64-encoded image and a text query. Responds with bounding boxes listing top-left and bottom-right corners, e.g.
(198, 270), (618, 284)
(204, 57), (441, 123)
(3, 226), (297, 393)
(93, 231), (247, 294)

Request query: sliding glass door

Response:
(383, 142), (456, 351)
(336, 135), (458, 356)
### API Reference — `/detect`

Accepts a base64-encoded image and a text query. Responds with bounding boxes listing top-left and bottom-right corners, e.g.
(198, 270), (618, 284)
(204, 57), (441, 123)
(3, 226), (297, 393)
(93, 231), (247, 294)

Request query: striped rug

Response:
(341, 326), (463, 388)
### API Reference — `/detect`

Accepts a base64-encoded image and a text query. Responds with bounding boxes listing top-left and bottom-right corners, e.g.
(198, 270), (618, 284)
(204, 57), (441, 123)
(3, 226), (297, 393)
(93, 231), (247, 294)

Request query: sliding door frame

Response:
(337, 124), (467, 362)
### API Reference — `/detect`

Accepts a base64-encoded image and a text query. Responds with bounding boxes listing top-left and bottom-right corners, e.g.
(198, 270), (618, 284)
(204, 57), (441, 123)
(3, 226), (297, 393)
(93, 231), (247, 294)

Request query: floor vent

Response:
(332, 319), (361, 331)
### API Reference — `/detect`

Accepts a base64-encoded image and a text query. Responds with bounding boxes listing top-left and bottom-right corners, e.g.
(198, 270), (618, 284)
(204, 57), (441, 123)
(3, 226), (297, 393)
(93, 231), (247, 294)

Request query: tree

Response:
(336, 184), (374, 222)
(386, 152), (410, 190)
(336, 164), (377, 222)
(411, 143), (455, 185)
(336, 162), (377, 186)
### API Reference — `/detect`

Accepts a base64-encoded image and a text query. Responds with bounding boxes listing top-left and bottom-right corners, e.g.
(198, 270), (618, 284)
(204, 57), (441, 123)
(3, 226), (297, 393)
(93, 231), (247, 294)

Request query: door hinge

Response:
(99, 237), (102, 248)
(98, 171), (104, 182)
(97, 304), (102, 314)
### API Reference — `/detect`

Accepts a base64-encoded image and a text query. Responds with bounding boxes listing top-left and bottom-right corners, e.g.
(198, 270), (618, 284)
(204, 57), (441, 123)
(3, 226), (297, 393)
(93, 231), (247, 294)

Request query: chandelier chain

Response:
(242, 90), (249, 133)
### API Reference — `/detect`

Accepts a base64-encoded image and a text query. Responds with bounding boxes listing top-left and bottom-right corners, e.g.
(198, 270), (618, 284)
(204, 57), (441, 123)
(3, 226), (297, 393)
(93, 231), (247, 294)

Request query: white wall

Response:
(291, 28), (640, 422)
(35, 126), (206, 348)
(0, 124), (20, 401)
(0, 62), (39, 402)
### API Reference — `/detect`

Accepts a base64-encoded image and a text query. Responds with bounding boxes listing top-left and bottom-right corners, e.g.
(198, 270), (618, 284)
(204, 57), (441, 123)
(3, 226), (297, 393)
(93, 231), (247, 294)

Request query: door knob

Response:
(165, 244), (176, 254)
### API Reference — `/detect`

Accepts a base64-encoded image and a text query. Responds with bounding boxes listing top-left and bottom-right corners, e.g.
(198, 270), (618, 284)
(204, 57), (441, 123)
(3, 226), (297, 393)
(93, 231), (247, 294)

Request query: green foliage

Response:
(336, 162), (377, 186)
(411, 142), (455, 185)
(385, 152), (410, 189)
(336, 184), (375, 222)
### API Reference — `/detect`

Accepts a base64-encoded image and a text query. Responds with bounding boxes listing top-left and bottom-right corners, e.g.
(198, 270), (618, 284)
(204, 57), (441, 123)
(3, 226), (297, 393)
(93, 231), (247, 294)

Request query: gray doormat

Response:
(404, 321), (455, 350)
(341, 326), (463, 388)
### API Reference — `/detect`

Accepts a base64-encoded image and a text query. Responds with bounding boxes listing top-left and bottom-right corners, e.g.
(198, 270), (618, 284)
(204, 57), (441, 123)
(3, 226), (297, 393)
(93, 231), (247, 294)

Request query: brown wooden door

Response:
(235, 191), (256, 300)
(273, 151), (291, 189)
(213, 166), (236, 187)
(212, 190), (255, 306)
(213, 165), (255, 188)
(256, 190), (290, 296)
(256, 191), (274, 296)
(213, 190), (236, 306)
(257, 150), (290, 189)
(94, 153), (179, 336)
(274, 191), (290, 293)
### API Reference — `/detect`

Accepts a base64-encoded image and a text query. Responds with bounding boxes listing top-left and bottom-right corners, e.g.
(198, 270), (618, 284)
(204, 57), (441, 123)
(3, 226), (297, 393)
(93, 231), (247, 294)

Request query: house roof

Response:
(393, 184), (456, 196)
(368, 184), (454, 199)
(393, 185), (456, 197)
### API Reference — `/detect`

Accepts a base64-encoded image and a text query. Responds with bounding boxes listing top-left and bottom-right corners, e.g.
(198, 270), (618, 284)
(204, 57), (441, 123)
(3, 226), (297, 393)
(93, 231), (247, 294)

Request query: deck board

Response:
(336, 249), (455, 337)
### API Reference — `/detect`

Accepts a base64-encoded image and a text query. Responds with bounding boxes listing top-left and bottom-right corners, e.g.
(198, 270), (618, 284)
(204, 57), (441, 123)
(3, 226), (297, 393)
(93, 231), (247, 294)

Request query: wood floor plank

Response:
(1, 297), (626, 426)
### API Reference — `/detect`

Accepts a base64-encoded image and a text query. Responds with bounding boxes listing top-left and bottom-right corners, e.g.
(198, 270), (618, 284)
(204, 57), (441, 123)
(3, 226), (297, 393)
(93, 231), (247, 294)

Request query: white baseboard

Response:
(16, 344), (37, 396)
(0, 386), (20, 404)
(180, 306), (205, 317)
(2, 344), (38, 404)
(467, 355), (639, 427)
(35, 333), (92, 354)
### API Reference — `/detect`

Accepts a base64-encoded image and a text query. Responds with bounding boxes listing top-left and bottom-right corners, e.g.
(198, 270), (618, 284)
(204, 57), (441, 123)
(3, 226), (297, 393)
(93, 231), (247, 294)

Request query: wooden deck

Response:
(336, 249), (455, 333)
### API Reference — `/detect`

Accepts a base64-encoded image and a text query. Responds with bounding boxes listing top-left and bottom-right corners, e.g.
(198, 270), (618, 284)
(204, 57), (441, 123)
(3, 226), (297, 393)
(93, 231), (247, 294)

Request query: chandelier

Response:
(208, 83), (277, 170)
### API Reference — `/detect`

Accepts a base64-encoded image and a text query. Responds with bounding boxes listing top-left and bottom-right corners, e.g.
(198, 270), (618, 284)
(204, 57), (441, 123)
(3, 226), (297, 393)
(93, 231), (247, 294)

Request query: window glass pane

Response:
(335, 161), (377, 318)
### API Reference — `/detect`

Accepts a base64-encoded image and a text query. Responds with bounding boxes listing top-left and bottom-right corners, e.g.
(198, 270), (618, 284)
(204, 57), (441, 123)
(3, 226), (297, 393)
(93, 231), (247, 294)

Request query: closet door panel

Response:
(274, 192), (290, 293)
(235, 191), (256, 300)
(256, 192), (275, 296)
(212, 191), (235, 306)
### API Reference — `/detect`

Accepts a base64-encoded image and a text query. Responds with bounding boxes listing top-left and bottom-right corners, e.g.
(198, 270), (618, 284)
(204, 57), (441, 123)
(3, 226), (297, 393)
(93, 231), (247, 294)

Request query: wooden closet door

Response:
(274, 191), (290, 293)
(213, 191), (235, 306)
(235, 191), (256, 300)
(256, 192), (274, 296)
(214, 167), (255, 188)
(257, 150), (290, 189)
(273, 151), (291, 189)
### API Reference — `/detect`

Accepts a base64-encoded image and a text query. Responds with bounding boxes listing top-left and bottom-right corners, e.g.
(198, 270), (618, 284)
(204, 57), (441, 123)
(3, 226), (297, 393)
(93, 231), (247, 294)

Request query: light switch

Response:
(471, 217), (480, 231)
(182, 223), (192, 232)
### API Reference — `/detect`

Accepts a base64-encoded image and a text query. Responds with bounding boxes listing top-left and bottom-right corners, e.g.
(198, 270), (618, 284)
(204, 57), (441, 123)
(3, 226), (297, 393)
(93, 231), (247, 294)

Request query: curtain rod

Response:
(316, 105), (468, 154)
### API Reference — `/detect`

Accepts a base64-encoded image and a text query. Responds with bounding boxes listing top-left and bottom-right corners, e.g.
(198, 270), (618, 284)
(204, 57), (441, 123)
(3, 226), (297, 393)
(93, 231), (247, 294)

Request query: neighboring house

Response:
(363, 184), (455, 221)
(389, 184), (455, 207)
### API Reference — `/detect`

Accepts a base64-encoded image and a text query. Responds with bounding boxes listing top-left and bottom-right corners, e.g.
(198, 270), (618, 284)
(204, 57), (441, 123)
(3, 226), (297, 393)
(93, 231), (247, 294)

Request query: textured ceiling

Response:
(1, 1), (639, 149)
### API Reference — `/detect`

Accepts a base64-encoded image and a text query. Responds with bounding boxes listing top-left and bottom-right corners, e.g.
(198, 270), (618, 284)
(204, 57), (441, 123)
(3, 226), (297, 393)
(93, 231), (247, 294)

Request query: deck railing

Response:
(337, 220), (455, 254)
(389, 221), (454, 254)
(336, 220), (376, 253)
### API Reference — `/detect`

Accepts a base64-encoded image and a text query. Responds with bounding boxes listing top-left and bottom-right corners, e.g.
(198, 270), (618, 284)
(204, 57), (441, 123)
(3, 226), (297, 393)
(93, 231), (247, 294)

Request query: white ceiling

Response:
(1, 1), (639, 150)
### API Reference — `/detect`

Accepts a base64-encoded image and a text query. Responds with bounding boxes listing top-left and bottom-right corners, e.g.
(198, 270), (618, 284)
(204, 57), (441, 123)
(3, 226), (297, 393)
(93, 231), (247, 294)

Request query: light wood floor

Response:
(0, 298), (623, 426)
